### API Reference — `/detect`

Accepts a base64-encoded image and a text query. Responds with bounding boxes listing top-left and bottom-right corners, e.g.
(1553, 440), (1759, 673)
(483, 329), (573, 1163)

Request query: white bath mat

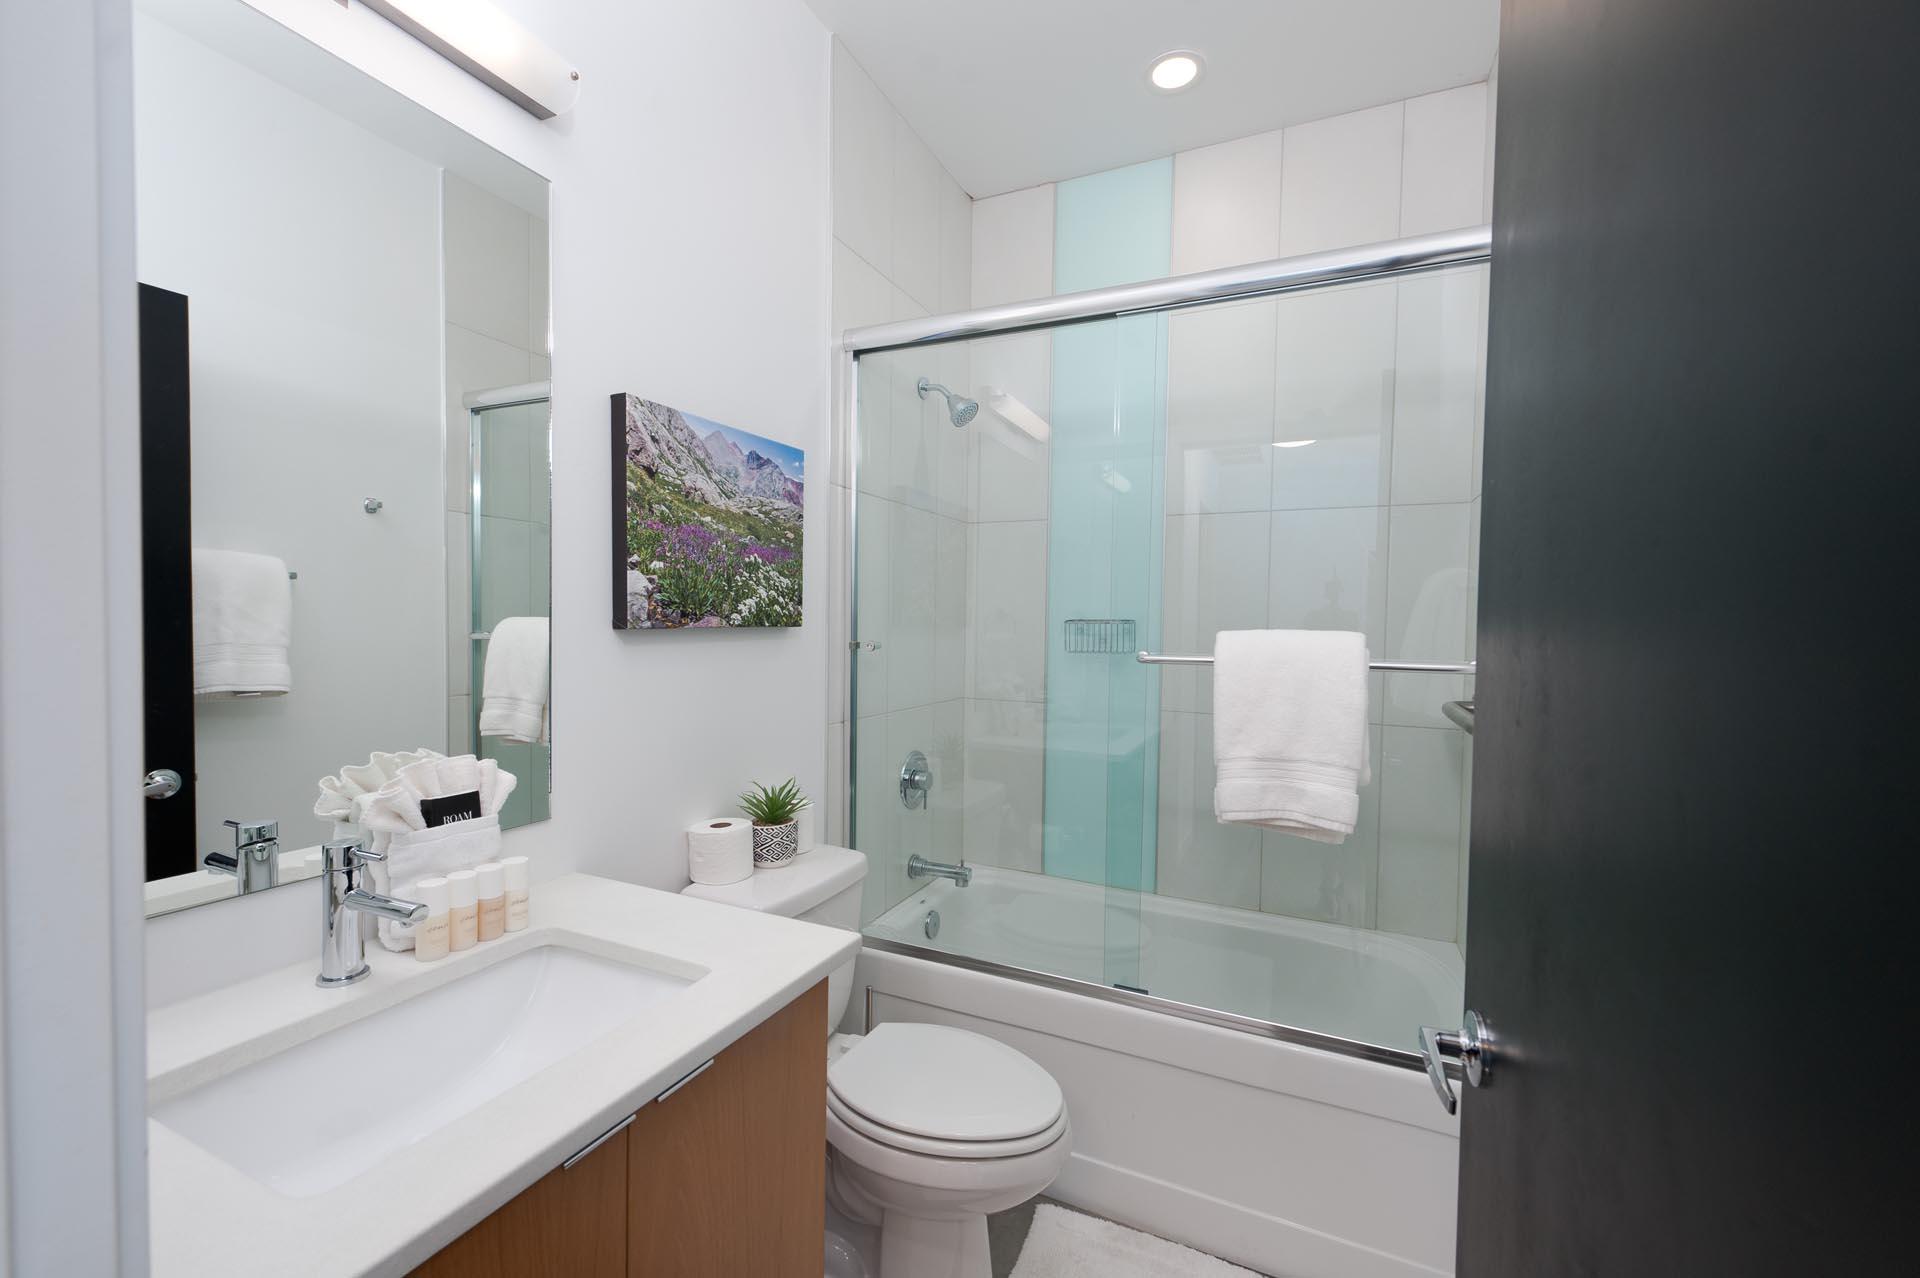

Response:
(1009, 1203), (1261, 1278)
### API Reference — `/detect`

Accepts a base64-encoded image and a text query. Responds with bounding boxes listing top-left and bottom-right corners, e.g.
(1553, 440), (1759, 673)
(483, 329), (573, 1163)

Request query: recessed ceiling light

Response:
(1149, 51), (1203, 92)
(1274, 439), (1318, 449)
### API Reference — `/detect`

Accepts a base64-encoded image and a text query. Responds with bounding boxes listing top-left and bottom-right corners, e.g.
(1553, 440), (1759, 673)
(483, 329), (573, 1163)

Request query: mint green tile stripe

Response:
(1043, 160), (1172, 894)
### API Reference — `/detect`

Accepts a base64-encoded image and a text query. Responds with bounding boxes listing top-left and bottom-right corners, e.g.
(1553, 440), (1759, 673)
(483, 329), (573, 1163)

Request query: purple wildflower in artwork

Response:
(610, 395), (804, 629)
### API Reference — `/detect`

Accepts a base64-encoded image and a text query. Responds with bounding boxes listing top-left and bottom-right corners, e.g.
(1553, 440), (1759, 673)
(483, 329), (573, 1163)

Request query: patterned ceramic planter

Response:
(751, 820), (799, 869)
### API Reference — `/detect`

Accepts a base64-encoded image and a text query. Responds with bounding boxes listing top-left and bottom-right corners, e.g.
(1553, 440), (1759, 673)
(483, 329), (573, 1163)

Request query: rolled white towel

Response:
(1212, 630), (1371, 844)
(192, 548), (291, 697)
(480, 617), (550, 745)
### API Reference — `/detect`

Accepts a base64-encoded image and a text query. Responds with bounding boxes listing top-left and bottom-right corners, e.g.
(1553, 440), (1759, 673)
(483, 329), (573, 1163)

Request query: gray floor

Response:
(987, 1197), (1271, 1277)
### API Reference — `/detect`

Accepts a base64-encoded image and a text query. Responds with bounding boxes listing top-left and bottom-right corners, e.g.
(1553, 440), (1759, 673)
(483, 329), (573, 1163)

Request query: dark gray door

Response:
(1460, 0), (1914, 1272)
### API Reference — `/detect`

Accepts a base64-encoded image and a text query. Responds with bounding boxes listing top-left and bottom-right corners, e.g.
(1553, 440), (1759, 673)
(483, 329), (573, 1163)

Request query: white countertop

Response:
(147, 872), (859, 1277)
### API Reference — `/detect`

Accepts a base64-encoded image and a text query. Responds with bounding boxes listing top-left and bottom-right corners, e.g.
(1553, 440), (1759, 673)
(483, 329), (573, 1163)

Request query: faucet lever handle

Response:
(320, 839), (379, 875)
(224, 818), (278, 846)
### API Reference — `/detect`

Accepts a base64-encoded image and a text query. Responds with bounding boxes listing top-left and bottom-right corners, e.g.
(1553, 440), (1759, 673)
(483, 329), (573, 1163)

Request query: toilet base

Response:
(878, 1209), (990, 1278)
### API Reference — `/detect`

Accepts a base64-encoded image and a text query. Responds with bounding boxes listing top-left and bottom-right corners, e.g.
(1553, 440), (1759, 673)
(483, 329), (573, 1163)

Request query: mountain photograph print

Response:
(610, 394), (804, 629)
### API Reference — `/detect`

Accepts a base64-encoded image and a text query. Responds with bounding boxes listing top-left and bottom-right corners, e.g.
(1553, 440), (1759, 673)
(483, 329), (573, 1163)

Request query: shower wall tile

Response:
(1271, 280), (1397, 510)
(824, 720), (847, 845)
(967, 520), (1047, 702)
(1159, 511), (1272, 713)
(1278, 102), (1405, 257)
(935, 516), (969, 703)
(826, 484), (850, 725)
(833, 238), (893, 336)
(1170, 128), (1285, 274)
(445, 511), (471, 697)
(1156, 710), (1262, 910)
(971, 331), (1052, 523)
(853, 349), (893, 499)
(480, 403), (535, 524)
(1391, 270), (1482, 505)
(852, 492), (892, 716)
(1267, 505), (1390, 670)
(971, 184), (1055, 307)
(446, 694), (471, 758)
(444, 325), (531, 514)
(962, 698), (1045, 872)
(1399, 83), (1490, 237)
(527, 216), (550, 355)
(1261, 733), (1383, 927)
(891, 116), (945, 312)
(476, 516), (532, 630)
(443, 172), (531, 349)
(1165, 300), (1277, 515)
(939, 172), (972, 313)
(1384, 502), (1472, 727)
(831, 42), (894, 278)
(1377, 725), (1467, 941)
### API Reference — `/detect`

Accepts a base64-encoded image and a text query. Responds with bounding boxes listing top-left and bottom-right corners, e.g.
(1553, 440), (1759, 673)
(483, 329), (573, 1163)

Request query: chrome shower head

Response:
(917, 377), (980, 427)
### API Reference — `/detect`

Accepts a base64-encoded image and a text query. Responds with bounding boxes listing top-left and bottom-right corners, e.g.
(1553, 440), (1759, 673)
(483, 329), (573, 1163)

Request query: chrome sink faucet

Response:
(316, 841), (427, 988)
(907, 854), (972, 888)
(207, 818), (280, 894)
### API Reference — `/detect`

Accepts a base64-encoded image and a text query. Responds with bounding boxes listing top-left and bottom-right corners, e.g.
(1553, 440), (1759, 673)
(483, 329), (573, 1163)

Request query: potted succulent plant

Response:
(739, 778), (811, 869)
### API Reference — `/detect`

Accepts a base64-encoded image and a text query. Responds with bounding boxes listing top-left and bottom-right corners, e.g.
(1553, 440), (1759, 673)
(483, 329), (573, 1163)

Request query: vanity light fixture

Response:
(1149, 51), (1203, 92)
(359, 0), (581, 119)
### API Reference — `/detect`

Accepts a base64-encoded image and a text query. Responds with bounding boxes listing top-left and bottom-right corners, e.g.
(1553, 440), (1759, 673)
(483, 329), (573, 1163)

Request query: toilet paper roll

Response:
(687, 818), (753, 885)
(795, 807), (818, 854)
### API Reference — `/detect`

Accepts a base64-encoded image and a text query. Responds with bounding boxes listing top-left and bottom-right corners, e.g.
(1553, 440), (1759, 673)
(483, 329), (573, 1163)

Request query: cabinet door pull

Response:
(563, 1112), (635, 1170)
(654, 1057), (715, 1103)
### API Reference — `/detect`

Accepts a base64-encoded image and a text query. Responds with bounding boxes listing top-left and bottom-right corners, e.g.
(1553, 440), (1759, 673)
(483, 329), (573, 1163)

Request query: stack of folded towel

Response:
(356, 754), (519, 951)
(192, 549), (292, 697)
(314, 747), (445, 841)
(480, 616), (550, 745)
(1212, 629), (1371, 844)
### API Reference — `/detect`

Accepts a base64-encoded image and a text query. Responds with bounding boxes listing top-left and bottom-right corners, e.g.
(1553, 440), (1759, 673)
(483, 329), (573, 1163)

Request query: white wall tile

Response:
(1384, 503), (1472, 727)
(446, 694), (472, 756)
(1156, 711), (1262, 909)
(852, 492), (892, 716)
(971, 184), (1055, 307)
(938, 173), (972, 313)
(1268, 504), (1390, 661)
(934, 516), (968, 703)
(888, 501), (938, 712)
(832, 238), (893, 336)
(853, 712), (901, 920)
(1400, 83), (1490, 237)
(852, 347), (894, 499)
(825, 721), (847, 845)
(446, 508), (470, 697)
(1272, 280), (1397, 509)
(1471, 264), (1489, 499)
(968, 520), (1048, 701)
(826, 483), (850, 725)
(1377, 725), (1467, 941)
(831, 42), (893, 277)
(1391, 270), (1481, 505)
(963, 698), (1045, 871)
(443, 172), (530, 348)
(445, 325), (531, 514)
(925, 699), (967, 865)
(971, 332), (1052, 522)
(931, 339), (970, 521)
(890, 118), (944, 311)
(1165, 300), (1277, 515)
(1171, 129), (1284, 274)
(1483, 58), (1500, 223)
(1279, 102), (1404, 257)
(1160, 510), (1271, 713)
(1261, 733), (1382, 926)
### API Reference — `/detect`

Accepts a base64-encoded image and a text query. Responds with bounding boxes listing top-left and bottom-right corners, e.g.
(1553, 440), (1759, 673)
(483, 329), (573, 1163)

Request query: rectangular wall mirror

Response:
(135, 0), (553, 917)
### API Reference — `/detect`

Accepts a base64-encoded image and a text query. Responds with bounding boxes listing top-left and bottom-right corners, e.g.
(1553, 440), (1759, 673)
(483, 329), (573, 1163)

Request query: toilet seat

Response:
(827, 1088), (1069, 1159)
(828, 1023), (1064, 1149)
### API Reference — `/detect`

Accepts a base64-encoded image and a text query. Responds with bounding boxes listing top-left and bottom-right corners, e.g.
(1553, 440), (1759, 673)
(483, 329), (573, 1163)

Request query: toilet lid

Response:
(828, 1023), (1063, 1143)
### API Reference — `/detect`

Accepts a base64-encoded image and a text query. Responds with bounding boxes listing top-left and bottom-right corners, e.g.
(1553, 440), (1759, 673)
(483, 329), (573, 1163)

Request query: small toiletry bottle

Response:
(413, 877), (451, 962)
(447, 869), (479, 952)
(502, 855), (530, 932)
(475, 861), (506, 942)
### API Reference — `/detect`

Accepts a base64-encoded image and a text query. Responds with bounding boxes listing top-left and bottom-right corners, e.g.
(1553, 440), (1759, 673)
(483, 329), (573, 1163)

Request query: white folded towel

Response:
(1212, 630), (1372, 843)
(480, 616), (550, 744)
(191, 549), (292, 697)
(356, 752), (517, 951)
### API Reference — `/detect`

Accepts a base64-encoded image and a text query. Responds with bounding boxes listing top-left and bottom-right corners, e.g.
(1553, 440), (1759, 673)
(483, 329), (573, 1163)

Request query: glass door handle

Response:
(1419, 1010), (1493, 1115)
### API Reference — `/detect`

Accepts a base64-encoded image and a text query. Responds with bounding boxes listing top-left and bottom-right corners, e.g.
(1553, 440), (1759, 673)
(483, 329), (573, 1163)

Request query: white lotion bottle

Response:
(413, 876), (451, 962)
(447, 869), (479, 952)
(502, 855), (530, 932)
(475, 861), (506, 942)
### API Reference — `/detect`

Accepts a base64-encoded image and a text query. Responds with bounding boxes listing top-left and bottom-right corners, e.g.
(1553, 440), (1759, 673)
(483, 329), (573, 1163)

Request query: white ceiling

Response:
(806, 0), (1499, 197)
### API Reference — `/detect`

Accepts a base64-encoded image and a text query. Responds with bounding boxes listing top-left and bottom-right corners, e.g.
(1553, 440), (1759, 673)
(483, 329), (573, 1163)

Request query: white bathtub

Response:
(855, 865), (1464, 1278)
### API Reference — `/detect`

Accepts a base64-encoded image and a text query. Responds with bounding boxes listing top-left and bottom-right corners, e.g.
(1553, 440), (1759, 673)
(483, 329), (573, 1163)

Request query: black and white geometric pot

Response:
(752, 820), (799, 868)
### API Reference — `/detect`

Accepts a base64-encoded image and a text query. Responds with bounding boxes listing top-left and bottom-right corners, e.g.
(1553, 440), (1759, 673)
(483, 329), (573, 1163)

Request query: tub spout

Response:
(908, 854), (971, 888)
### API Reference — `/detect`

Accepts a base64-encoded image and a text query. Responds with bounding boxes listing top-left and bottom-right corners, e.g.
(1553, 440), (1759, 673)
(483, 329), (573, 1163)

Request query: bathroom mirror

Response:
(133, 0), (553, 917)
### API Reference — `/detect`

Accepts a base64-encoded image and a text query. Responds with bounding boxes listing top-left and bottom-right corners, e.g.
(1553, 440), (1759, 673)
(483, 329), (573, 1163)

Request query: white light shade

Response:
(1149, 52), (1202, 92)
(361, 0), (581, 119)
(983, 387), (1052, 445)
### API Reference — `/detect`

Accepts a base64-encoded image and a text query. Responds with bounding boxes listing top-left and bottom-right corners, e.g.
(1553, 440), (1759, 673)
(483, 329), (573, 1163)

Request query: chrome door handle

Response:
(144, 768), (183, 799)
(1418, 1009), (1493, 1115)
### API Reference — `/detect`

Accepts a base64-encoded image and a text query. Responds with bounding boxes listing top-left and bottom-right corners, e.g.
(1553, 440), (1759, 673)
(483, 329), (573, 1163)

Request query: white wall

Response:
(134, 12), (448, 859)
(147, 0), (833, 1006)
(823, 40), (973, 919)
(1, 0), (148, 1271)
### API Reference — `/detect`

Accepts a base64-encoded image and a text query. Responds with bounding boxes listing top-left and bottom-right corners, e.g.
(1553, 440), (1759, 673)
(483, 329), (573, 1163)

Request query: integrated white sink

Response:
(152, 945), (699, 1197)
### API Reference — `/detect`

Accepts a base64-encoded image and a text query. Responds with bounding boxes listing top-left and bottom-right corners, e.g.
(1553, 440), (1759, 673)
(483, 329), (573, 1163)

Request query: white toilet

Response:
(683, 846), (1070, 1278)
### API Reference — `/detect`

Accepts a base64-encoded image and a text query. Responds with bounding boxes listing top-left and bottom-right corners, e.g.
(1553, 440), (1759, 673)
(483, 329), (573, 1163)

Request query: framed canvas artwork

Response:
(610, 393), (803, 629)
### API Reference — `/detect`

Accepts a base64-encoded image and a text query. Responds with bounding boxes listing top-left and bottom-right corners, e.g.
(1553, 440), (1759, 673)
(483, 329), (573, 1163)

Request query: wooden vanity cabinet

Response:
(411, 981), (826, 1278)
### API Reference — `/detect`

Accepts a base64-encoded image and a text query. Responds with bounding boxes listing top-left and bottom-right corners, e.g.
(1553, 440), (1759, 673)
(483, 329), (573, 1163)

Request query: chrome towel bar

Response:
(1136, 652), (1476, 674)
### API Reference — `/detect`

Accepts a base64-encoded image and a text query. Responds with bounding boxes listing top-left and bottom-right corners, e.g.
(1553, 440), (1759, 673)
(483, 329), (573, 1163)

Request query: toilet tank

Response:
(681, 846), (867, 1031)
